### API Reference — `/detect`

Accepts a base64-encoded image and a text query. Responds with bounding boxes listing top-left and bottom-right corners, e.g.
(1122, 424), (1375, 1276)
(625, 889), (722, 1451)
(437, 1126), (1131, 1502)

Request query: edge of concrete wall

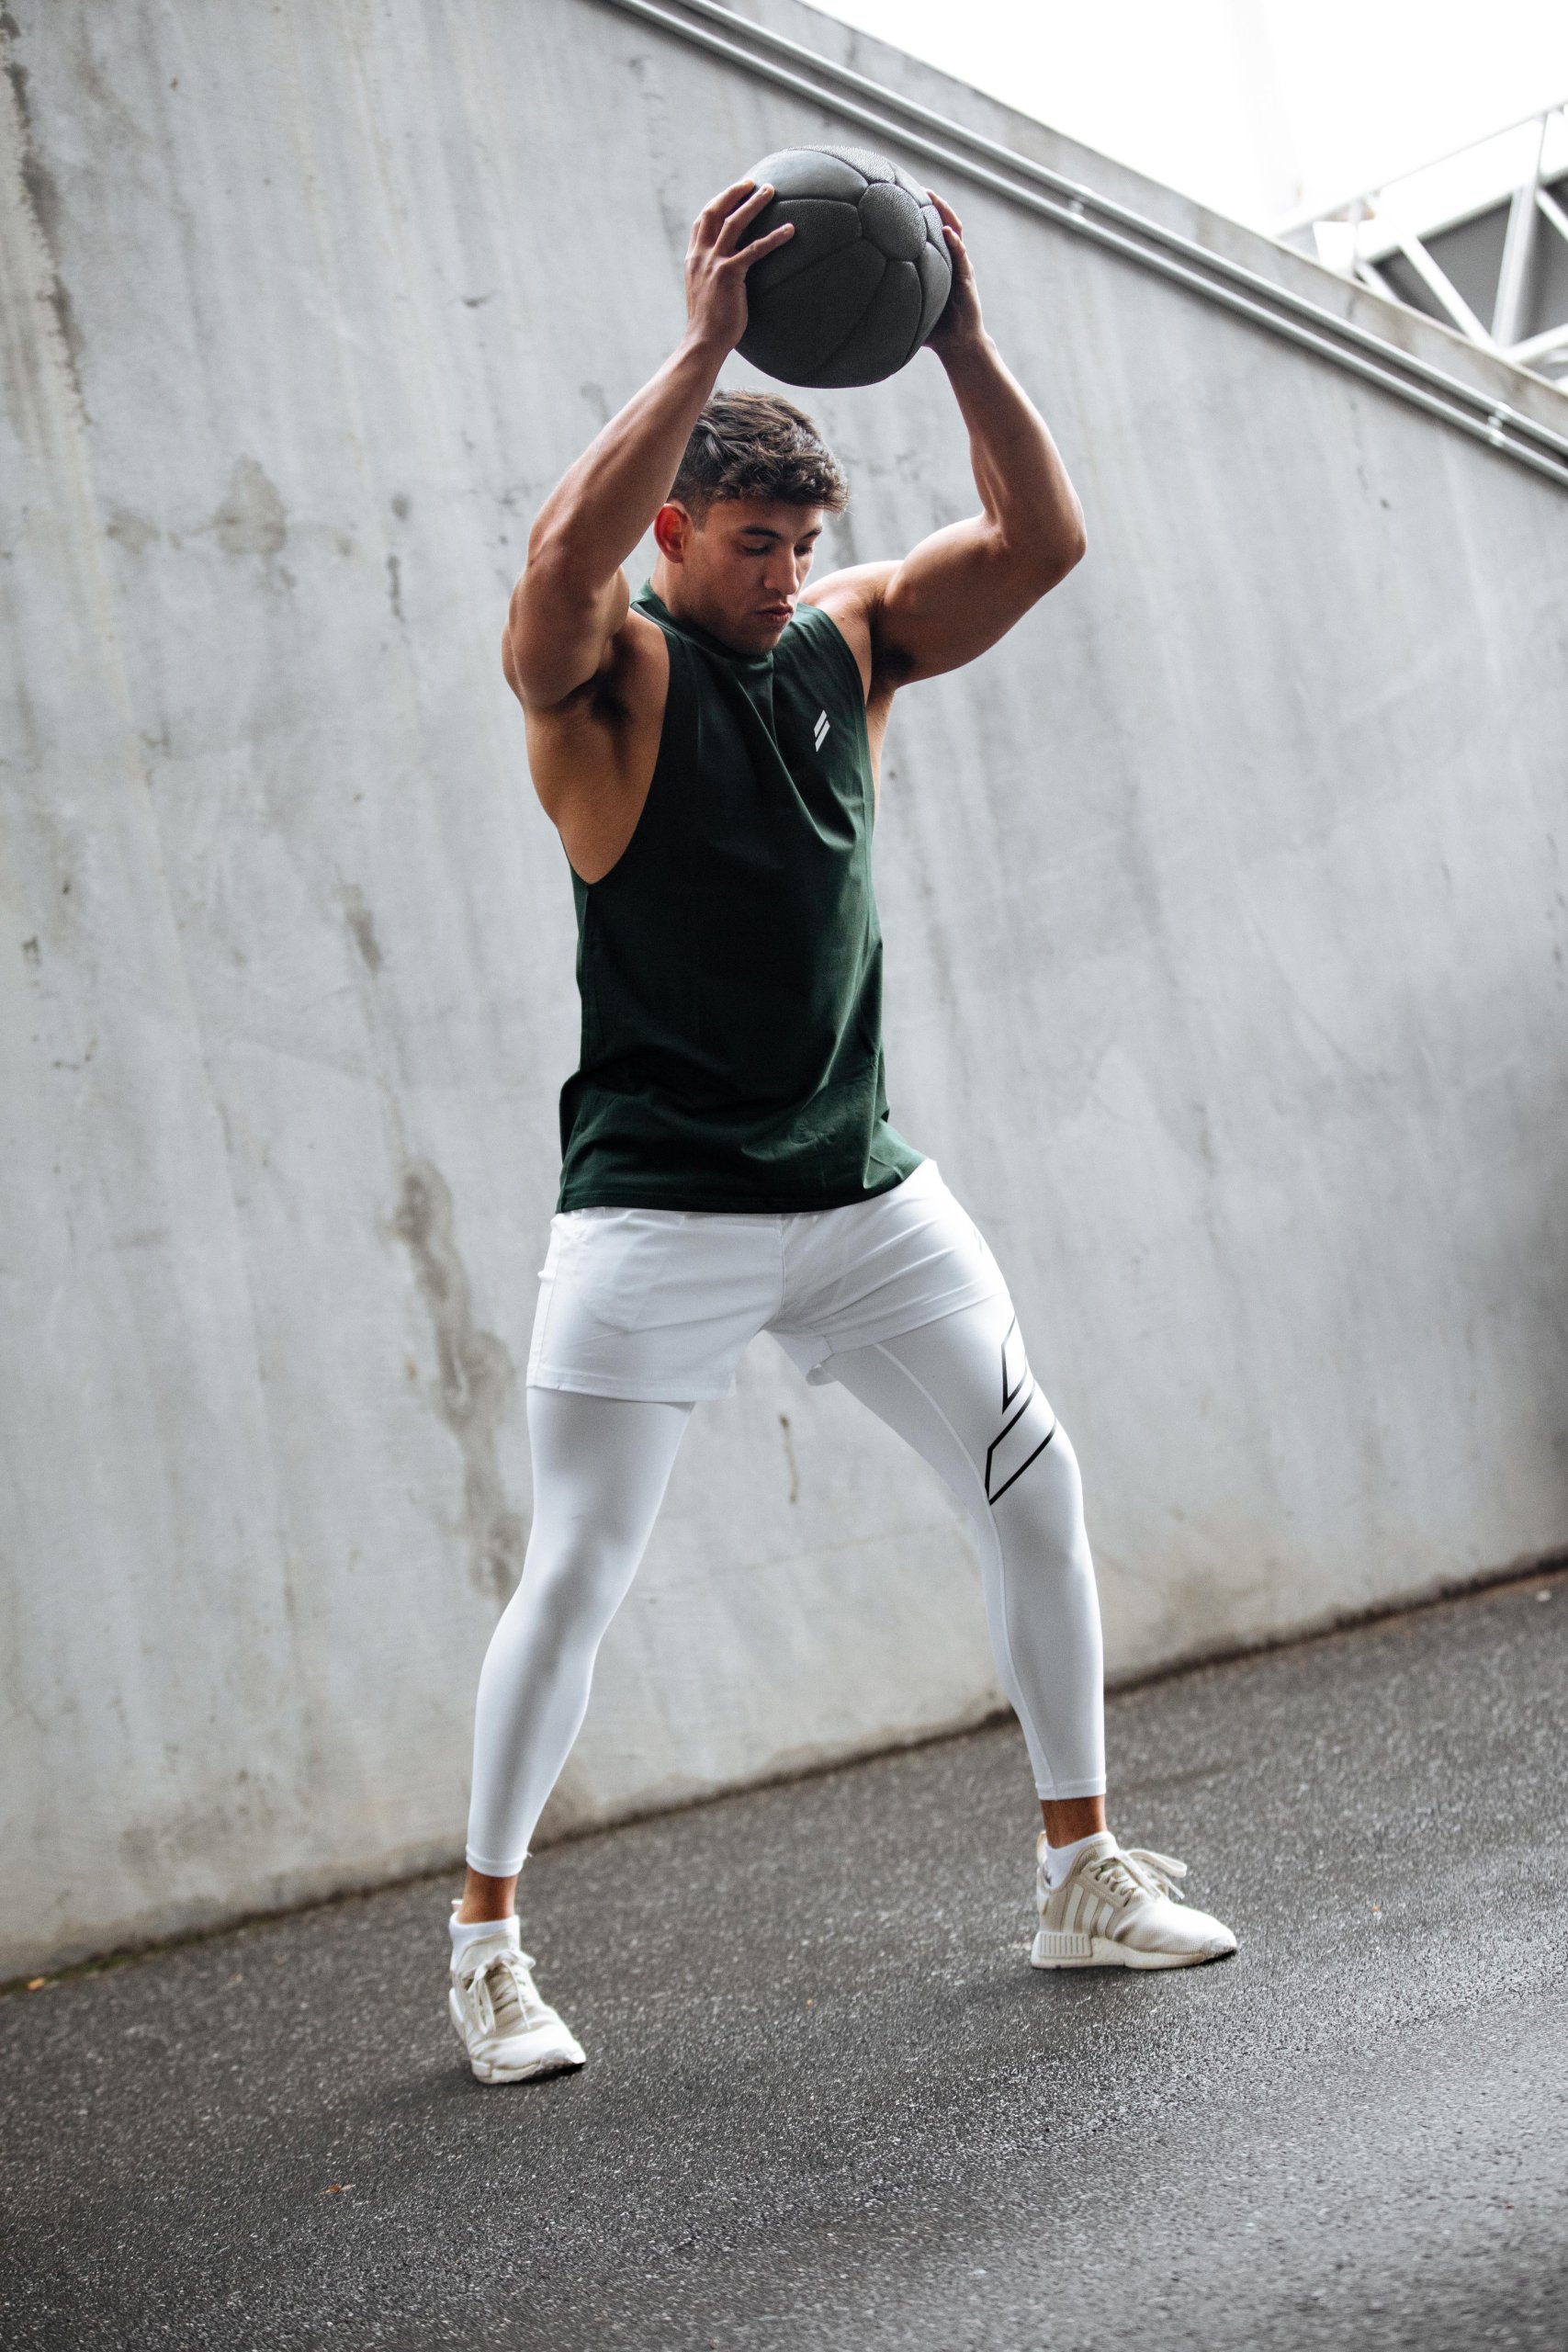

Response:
(9, 1545), (1562, 1992)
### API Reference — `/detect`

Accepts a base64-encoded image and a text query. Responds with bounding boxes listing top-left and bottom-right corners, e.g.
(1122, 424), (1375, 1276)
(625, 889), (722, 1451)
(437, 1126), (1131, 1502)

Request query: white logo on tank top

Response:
(813, 709), (830, 752)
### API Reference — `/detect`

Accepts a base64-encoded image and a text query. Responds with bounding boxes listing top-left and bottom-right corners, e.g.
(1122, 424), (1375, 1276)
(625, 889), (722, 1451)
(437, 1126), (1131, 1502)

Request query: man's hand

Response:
(684, 178), (795, 356)
(923, 190), (985, 361)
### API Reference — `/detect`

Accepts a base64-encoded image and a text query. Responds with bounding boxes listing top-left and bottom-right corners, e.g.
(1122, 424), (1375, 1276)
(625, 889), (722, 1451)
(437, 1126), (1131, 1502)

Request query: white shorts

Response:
(525, 1159), (1011, 1402)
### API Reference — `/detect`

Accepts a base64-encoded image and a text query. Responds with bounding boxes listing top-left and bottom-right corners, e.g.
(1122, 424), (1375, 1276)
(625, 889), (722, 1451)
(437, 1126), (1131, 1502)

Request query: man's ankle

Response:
(457, 1865), (521, 1925)
(1041, 1796), (1107, 1847)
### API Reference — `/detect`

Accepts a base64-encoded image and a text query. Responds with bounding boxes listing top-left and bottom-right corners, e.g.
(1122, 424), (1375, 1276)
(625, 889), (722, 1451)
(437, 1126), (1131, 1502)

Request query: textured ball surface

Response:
(737, 145), (952, 389)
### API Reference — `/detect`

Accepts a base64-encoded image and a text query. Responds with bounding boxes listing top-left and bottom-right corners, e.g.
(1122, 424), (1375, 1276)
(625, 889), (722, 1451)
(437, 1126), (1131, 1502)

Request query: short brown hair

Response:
(669, 390), (848, 517)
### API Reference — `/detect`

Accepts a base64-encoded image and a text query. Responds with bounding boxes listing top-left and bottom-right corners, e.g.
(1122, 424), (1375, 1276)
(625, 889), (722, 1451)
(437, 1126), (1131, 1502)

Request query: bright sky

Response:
(808, 0), (1568, 227)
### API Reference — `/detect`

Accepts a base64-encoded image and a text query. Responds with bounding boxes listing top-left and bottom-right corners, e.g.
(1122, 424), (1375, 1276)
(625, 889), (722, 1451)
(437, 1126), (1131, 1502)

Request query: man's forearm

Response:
(527, 331), (725, 593)
(506, 179), (790, 707)
(940, 333), (1085, 575)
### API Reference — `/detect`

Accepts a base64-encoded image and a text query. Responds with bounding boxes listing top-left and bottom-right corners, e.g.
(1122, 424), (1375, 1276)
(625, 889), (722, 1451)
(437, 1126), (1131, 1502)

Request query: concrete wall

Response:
(3, 0), (1566, 1977)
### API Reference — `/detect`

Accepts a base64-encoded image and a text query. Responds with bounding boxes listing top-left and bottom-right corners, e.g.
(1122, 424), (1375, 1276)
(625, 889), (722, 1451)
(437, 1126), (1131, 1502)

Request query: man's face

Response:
(655, 498), (826, 654)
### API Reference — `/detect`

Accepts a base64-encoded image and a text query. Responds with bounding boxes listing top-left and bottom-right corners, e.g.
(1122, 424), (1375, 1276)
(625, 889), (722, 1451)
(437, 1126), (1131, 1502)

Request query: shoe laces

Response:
(460, 1945), (546, 2039)
(1085, 1845), (1189, 1904)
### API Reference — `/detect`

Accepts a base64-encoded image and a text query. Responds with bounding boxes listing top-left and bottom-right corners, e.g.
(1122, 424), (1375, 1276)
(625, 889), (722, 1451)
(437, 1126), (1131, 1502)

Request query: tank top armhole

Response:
(793, 600), (875, 820)
(795, 599), (870, 712)
(580, 615), (689, 893)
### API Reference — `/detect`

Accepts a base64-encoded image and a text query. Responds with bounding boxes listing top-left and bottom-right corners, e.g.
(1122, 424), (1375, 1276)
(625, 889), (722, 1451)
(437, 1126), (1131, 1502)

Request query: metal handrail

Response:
(593, 0), (1568, 492)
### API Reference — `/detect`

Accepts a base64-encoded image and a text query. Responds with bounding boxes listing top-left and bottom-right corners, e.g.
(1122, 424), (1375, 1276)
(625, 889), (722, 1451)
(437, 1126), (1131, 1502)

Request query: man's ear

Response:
(653, 502), (694, 563)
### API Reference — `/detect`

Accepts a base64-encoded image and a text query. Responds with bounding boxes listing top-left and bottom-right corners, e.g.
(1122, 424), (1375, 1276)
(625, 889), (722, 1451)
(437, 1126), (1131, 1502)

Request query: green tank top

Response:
(555, 583), (923, 1212)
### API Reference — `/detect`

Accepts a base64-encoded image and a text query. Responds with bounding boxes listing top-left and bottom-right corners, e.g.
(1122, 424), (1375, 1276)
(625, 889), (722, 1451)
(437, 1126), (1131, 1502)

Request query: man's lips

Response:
(758, 604), (793, 625)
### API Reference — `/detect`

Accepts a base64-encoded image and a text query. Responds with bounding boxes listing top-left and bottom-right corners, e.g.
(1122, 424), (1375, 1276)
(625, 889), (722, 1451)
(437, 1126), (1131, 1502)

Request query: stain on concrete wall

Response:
(391, 1160), (525, 1605)
(209, 456), (288, 560)
(341, 884), (383, 976)
(1, 9), (86, 407)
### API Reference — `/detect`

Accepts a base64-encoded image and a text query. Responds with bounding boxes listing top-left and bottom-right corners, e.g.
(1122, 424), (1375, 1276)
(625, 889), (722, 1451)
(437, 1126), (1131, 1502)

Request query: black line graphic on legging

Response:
(986, 1320), (1056, 1504)
(1000, 1315), (1029, 1410)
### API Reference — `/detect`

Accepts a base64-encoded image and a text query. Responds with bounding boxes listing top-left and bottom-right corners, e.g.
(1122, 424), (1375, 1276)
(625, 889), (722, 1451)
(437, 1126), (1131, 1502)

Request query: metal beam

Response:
(1492, 113), (1546, 345)
(1393, 232), (1496, 347)
(593, 0), (1568, 492)
(1513, 320), (1568, 367)
(1537, 186), (1568, 248)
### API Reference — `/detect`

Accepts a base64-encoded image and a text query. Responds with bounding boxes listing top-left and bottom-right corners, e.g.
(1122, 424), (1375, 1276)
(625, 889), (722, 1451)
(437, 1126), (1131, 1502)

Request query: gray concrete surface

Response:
(5, 0), (1568, 1976)
(4, 1567), (1566, 2350)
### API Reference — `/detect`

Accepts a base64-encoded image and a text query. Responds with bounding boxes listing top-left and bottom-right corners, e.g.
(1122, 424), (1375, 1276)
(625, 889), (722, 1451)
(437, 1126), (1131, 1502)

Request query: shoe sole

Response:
(448, 1991), (586, 2083)
(1031, 1929), (1237, 1971)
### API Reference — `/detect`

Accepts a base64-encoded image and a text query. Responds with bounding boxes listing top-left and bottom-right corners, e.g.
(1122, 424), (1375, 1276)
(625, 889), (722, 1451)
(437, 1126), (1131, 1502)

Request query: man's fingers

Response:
(693, 177), (762, 248)
(713, 179), (778, 254)
(940, 220), (975, 282)
(696, 175), (760, 229)
(926, 187), (963, 233)
(732, 220), (795, 270)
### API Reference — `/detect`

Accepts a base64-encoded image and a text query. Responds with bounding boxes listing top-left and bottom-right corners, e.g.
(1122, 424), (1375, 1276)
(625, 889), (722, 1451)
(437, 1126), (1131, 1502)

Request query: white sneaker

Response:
(1032, 1830), (1237, 1970)
(448, 1917), (586, 2084)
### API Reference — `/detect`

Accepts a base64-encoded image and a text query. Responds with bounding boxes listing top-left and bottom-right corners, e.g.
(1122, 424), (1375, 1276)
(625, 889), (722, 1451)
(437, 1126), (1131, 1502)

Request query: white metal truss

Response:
(1280, 102), (1568, 389)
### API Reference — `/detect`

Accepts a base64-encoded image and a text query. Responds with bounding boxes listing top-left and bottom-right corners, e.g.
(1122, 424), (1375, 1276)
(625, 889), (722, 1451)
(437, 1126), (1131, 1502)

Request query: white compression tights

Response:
(465, 1292), (1105, 1877)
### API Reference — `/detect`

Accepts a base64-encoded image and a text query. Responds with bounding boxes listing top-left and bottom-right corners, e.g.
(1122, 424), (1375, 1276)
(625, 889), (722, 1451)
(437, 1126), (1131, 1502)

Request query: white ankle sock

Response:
(1043, 1830), (1103, 1890)
(448, 1905), (520, 1961)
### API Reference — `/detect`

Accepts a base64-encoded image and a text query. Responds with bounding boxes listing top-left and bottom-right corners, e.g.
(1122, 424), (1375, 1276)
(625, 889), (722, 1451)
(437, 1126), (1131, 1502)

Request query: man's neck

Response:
(647, 571), (762, 661)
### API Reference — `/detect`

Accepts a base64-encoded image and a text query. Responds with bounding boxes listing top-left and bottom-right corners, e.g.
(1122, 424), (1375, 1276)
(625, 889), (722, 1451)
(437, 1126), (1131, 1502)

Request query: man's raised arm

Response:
(503, 180), (794, 711)
(811, 191), (1085, 692)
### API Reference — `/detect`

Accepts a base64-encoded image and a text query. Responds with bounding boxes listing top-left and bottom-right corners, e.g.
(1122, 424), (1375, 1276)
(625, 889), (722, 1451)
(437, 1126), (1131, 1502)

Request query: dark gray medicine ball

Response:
(737, 144), (953, 389)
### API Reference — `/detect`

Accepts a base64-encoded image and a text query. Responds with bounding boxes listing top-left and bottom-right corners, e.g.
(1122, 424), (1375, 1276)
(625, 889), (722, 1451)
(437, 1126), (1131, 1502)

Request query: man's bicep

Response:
(504, 562), (632, 712)
(872, 518), (1018, 684)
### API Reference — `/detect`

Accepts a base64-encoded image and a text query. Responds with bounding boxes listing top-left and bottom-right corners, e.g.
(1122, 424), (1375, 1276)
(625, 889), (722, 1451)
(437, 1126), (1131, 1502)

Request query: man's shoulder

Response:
(799, 562), (899, 706)
(800, 560), (898, 625)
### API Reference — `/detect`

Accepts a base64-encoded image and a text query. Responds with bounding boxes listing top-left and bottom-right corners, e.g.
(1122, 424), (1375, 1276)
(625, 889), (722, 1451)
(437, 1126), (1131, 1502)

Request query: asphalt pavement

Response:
(5, 1566), (1567, 2351)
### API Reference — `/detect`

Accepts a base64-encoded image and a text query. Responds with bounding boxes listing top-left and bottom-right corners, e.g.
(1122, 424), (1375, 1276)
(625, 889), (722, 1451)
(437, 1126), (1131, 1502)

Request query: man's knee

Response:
(990, 1419), (1089, 1556)
(524, 1533), (639, 1646)
(980, 1375), (1064, 1512)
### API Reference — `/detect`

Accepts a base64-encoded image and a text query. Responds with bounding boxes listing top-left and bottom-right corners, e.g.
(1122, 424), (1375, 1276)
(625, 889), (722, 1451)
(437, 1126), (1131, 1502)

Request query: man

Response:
(447, 175), (1236, 2084)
